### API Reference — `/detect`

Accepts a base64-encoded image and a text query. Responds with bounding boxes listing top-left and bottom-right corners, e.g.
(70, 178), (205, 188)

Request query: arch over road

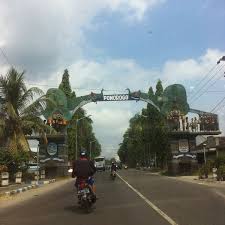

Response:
(43, 88), (161, 121)
(43, 84), (219, 127)
(71, 89), (160, 115)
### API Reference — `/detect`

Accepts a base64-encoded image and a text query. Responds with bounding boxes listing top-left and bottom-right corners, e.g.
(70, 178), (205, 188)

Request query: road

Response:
(1, 170), (225, 225)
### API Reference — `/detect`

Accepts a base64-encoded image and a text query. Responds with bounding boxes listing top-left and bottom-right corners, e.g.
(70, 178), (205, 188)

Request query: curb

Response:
(2, 179), (56, 196)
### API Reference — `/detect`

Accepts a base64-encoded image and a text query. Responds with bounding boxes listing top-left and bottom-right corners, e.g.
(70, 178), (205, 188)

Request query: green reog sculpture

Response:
(161, 84), (189, 116)
(43, 88), (104, 122)
(43, 88), (72, 121)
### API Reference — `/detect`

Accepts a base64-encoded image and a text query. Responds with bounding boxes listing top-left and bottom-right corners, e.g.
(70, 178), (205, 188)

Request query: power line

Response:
(0, 47), (13, 68)
(215, 103), (225, 113)
(190, 64), (225, 103)
(213, 103), (225, 113)
(25, 82), (128, 92)
(210, 96), (225, 112)
(188, 64), (218, 99)
(189, 64), (224, 101)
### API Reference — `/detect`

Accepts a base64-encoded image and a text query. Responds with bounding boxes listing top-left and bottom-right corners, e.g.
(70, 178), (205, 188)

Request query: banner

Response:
(103, 94), (129, 101)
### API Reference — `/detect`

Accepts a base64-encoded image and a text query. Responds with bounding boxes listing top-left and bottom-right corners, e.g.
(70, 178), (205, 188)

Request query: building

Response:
(167, 111), (221, 175)
(195, 136), (225, 164)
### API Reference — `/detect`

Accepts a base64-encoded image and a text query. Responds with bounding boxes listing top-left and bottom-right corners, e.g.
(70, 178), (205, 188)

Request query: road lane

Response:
(0, 171), (169, 225)
(118, 170), (225, 225)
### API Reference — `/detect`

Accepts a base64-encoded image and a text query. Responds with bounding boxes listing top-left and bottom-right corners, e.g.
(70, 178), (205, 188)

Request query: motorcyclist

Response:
(110, 161), (117, 175)
(72, 150), (97, 201)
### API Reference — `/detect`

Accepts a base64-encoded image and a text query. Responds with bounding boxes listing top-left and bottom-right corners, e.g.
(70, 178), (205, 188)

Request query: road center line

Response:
(117, 173), (179, 225)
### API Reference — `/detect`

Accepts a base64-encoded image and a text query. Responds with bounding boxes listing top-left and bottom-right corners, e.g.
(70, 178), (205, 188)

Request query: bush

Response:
(0, 148), (30, 180)
(0, 165), (8, 173)
(216, 165), (225, 181)
(214, 155), (225, 168)
(22, 172), (35, 183)
(198, 162), (212, 179)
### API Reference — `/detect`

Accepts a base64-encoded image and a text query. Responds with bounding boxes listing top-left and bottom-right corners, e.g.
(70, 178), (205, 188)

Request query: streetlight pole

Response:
(203, 143), (207, 165)
(89, 140), (96, 160)
(37, 144), (40, 184)
(75, 115), (91, 160)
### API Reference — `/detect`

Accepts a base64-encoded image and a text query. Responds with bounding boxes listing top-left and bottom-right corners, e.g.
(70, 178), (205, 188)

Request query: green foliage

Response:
(67, 109), (101, 160)
(0, 67), (55, 152)
(155, 80), (163, 107)
(59, 69), (74, 98)
(22, 172), (35, 182)
(58, 69), (76, 109)
(0, 148), (29, 178)
(0, 165), (8, 173)
(213, 155), (225, 168)
(198, 161), (213, 179)
(118, 81), (169, 168)
(216, 165), (225, 181)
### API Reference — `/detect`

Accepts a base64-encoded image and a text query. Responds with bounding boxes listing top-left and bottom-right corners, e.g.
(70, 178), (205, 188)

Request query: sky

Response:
(0, 0), (225, 158)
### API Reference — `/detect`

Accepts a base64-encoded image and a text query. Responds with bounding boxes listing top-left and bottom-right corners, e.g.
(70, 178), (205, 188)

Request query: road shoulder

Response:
(0, 177), (73, 210)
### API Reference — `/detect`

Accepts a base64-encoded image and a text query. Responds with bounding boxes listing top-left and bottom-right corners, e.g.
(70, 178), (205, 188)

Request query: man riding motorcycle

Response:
(110, 161), (117, 175)
(72, 150), (97, 202)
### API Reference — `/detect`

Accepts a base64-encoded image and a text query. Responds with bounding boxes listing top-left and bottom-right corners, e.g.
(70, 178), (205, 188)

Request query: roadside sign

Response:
(179, 139), (189, 153)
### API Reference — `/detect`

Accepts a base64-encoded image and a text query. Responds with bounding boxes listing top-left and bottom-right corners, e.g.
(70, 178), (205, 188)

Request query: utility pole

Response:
(89, 140), (96, 160)
(37, 144), (40, 184)
(203, 143), (207, 165)
(75, 115), (91, 160)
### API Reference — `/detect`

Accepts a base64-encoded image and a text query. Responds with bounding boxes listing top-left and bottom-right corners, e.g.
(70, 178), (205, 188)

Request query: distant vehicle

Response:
(117, 163), (122, 170)
(124, 165), (128, 169)
(94, 156), (105, 171)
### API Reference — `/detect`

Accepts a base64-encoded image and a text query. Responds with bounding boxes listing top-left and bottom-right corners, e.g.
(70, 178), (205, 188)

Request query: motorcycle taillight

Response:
(79, 182), (86, 189)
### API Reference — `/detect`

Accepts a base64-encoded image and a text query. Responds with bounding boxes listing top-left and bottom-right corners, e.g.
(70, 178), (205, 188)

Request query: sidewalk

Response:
(0, 179), (56, 196)
(171, 175), (225, 187)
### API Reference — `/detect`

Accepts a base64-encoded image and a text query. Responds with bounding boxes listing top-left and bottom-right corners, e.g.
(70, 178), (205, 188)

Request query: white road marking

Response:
(214, 190), (225, 200)
(117, 173), (179, 225)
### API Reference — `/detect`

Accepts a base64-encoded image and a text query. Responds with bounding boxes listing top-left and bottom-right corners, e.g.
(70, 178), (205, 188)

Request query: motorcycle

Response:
(110, 170), (116, 180)
(77, 180), (95, 213)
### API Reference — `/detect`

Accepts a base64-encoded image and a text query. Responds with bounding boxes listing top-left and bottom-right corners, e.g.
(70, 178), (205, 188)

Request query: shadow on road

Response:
(64, 205), (95, 214)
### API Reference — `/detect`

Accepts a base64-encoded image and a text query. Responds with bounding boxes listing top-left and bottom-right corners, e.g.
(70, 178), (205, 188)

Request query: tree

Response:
(155, 80), (163, 108)
(59, 69), (73, 97)
(118, 81), (169, 169)
(58, 70), (101, 160)
(67, 108), (101, 160)
(0, 68), (55, 152)
(59, 69), (76, 109)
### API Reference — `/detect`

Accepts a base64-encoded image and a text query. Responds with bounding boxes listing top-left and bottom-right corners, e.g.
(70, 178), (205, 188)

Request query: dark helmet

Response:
(80, 149), (87, 157)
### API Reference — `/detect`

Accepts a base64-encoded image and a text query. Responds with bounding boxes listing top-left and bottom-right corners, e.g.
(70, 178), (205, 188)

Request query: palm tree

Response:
(0, 67), (55, 152)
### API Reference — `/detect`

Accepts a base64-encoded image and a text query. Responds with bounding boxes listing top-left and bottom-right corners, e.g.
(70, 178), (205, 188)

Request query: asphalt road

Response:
(1, 170), (225, 225)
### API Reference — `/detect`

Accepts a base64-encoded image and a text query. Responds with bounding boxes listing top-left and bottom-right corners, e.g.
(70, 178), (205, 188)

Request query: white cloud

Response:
(106, 0), (166, 21)
(162, 49), (225, 84)
(84, 103), (133, 158)
(0, 0), (165, 77)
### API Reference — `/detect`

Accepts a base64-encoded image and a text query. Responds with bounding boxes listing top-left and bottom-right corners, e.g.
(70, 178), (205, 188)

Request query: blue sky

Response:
(85, 0), (225, 67)
(0, 0), (225, 157)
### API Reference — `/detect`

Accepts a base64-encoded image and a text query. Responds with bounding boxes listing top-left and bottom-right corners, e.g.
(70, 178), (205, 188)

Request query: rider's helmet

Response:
(80, 149), (87, 158)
